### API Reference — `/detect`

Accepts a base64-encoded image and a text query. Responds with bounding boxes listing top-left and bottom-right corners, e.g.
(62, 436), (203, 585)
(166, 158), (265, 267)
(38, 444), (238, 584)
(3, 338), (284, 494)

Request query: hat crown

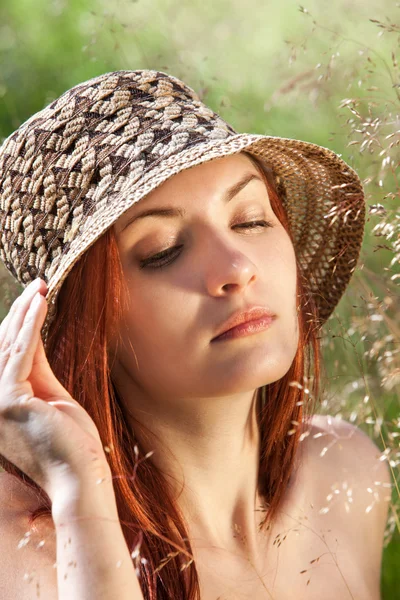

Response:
(0, 70), (237, 286)
(0, 69), (365, 345)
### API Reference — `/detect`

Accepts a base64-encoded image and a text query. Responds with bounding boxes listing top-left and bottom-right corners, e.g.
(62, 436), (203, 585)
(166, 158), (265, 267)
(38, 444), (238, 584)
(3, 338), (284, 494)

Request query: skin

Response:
(0, 152), (389, 600)
(0, 154), (390, 599)
(110, 152), (299, 571)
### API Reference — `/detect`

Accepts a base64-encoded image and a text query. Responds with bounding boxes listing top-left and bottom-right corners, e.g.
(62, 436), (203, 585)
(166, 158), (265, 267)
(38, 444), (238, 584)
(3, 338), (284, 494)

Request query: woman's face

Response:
(112, 153), (299, 402)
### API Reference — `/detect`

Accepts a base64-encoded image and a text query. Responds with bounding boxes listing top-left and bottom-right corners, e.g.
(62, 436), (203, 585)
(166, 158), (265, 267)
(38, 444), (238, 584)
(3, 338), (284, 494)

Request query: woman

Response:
(0, 70), (391, 600)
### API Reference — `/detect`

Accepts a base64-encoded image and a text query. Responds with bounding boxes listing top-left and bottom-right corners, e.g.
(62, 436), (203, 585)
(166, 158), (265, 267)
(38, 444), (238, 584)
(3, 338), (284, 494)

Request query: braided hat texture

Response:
(0, 69), (365, 348)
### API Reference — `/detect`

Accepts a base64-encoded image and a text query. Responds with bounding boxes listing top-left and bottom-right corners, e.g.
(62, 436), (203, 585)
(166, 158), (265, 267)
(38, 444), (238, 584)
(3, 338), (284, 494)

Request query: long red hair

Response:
(0, 151), (321, 599)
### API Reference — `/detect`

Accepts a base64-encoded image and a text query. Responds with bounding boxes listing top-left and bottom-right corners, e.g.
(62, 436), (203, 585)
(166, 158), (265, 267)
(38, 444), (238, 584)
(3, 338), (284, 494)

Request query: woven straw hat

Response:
(0, 69), (365, 349)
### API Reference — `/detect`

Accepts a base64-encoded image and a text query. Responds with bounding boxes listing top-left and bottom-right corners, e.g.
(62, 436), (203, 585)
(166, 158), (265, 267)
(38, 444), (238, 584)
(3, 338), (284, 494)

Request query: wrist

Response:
(50, 467), (118, 526)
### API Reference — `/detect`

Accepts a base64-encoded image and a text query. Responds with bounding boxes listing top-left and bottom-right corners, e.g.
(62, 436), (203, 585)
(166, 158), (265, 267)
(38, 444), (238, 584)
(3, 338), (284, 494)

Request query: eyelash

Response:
(139, 219), (274, 270)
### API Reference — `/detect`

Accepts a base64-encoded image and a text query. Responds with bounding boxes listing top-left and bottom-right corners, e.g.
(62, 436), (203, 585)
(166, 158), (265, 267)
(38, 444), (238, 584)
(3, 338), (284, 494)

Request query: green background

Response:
(0, 0), (399, 596)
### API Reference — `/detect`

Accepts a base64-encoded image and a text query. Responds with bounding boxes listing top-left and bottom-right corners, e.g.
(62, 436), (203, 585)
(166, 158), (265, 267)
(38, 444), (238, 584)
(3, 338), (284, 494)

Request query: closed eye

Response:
(139, 219), (274, 270)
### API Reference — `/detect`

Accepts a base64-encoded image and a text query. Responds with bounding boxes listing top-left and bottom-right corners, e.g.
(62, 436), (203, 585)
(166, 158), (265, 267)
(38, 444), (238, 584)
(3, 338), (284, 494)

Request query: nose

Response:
(203, 235), (258, 297)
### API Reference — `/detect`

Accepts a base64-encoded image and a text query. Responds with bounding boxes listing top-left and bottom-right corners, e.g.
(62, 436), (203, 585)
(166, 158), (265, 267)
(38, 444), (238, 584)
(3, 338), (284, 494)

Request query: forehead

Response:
(114, 153), (261, 234)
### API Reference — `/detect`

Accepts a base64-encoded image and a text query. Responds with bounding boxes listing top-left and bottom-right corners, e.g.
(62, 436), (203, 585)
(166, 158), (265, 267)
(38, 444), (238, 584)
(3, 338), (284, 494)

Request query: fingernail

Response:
(30, 278), (42, 290)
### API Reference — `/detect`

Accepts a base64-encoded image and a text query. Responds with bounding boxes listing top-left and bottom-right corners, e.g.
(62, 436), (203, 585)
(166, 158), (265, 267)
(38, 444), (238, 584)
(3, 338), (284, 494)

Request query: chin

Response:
(205, 349), (297, 396)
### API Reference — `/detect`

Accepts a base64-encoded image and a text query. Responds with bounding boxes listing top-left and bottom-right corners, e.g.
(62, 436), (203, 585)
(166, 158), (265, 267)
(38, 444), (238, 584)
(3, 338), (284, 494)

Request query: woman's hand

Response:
(0, 279), (146, 600)
(0, 278), (110, 509)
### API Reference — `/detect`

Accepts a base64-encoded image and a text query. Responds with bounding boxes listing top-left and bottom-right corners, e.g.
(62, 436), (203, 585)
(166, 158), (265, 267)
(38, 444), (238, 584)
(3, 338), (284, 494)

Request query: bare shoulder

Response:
(0, 470), (57, 599)
(299, 414), (391, 590)
(0, 470), (44, 513)
(306, 413), (392, 497)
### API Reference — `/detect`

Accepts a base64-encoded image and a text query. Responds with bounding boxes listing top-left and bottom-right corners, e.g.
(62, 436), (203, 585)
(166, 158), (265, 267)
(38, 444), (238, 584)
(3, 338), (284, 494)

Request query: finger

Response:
(3, 280), (44, 349)
(0, 281), (41, 345)
(0, 295), (22, 346)
(2, 291), (47, 385)
(0, 297), (24, 379)
(0, 280), (46, 376)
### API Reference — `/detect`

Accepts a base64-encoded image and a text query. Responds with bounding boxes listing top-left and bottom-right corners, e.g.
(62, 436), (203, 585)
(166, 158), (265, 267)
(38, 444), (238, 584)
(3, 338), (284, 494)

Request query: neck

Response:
(125, 389), (269, 561)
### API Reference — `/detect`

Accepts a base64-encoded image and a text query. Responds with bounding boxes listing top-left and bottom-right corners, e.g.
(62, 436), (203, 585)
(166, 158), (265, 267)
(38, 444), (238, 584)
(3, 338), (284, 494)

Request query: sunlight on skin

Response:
(13, 416), (391, 599)
(8, 152), (390, 600)
(110, 152), (299, 562)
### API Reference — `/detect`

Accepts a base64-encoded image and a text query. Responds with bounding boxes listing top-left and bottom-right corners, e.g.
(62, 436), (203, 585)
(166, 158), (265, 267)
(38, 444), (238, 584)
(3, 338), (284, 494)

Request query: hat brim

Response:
(42, 132), (365, 342)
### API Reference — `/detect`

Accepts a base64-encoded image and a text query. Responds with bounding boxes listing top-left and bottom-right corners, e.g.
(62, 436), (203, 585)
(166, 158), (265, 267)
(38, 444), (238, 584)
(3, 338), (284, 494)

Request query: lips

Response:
(211, 306), (276, 342)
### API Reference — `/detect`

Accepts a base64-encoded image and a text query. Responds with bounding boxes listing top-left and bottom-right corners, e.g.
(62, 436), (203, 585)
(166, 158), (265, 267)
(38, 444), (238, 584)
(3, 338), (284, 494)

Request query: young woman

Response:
(0, 70), (391, 600)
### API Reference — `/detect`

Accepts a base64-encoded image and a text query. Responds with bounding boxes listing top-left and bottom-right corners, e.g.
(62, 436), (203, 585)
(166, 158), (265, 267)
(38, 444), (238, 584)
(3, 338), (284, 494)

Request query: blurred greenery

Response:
(0, 0), (399, 597)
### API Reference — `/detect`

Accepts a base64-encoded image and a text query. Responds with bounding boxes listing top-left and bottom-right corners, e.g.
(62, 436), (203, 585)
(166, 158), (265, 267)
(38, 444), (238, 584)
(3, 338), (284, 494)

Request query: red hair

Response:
(0, 152), (321, 599)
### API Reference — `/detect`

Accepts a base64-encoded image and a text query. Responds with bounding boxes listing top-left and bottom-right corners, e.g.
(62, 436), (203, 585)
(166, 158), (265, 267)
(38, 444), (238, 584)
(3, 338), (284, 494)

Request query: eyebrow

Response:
(119, 172), (264, 234)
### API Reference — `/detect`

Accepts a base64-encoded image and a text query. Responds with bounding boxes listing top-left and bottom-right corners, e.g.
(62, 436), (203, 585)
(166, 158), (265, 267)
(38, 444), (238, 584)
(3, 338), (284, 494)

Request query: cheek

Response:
(267, 235), (299, 347)
(265, 232), (297, 302)
(119, 281), (187, 360)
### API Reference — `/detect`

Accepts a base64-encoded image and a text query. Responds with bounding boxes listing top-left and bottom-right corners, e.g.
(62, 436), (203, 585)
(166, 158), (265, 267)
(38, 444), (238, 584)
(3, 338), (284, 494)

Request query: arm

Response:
(329, 417), (392, 590)
(309, 415), (392, 597)
(52, 465), (144, 600)
(0, 281), (145, 599)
